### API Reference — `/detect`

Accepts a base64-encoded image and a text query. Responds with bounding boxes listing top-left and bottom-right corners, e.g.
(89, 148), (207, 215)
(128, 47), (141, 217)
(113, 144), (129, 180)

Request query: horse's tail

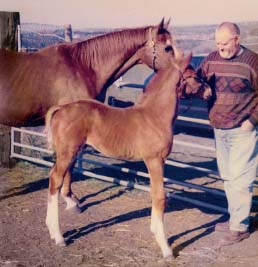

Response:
(44, 105), (61, 151)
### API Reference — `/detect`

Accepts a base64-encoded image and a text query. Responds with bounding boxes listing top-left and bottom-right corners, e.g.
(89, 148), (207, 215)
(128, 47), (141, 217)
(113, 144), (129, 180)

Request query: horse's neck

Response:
(70, 27), (149, 91)
(139, 68), (179, 123)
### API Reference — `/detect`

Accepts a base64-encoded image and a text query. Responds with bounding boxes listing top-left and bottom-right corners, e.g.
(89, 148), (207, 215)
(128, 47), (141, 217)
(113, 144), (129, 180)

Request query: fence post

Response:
(64, 24), (72, 43)
(0, 11), (20, 167)
(0, 11), (20, 50)
(17, 24), (21, 52)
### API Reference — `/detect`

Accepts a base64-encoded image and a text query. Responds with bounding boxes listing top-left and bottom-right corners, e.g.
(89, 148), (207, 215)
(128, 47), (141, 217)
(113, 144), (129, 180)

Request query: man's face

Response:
(215, 28), (240, 59)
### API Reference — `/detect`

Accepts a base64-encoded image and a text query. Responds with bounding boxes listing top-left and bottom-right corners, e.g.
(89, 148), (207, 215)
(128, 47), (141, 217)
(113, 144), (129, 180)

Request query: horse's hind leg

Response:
(46, 145), (79, 246)
(61, 171), (81, 213)
(46, 163), (66, 246)
(144, 157), (171, 258)
(60, 145), (86, 213)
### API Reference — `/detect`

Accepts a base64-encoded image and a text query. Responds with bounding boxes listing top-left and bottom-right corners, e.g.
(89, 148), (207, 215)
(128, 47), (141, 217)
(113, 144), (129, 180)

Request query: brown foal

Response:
(45, 52), (211, 257)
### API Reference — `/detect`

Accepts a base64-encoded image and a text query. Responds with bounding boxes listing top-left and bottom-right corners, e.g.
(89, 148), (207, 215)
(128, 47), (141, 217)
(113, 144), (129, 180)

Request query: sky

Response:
(0, 0), (258, 29)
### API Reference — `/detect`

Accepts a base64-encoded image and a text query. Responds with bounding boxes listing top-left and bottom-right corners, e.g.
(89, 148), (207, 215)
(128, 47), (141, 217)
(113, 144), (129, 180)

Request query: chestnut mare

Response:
(44, 51), (211, 257)
(0, 19), (173, 127)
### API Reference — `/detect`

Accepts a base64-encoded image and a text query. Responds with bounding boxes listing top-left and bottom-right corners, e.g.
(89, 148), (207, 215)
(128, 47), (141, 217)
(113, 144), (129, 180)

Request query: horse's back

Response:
(0, 46), (94, 126)
(49, 100), (162, 159)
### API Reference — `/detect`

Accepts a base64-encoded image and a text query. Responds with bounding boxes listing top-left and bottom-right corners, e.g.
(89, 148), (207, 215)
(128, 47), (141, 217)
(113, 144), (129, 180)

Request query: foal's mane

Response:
(68, 27), (152, 66)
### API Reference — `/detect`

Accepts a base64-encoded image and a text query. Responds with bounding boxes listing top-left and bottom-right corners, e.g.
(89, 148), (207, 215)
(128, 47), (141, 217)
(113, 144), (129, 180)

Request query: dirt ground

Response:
(0, 136), (258, 267)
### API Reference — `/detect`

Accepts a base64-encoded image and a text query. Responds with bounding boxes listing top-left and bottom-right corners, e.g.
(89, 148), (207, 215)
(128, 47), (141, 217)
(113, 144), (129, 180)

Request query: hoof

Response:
(56, 239), (66, 247)
(159, 254), (174, 262)
(67, 205), (81, 214)
(162, 248), (173, 259)
(163, 253), (173, 259)
(46, 226), (56, 240)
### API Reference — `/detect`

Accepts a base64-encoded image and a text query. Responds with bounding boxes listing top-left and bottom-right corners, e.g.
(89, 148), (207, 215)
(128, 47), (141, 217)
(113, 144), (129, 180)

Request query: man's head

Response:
(215, 22), (241, 59)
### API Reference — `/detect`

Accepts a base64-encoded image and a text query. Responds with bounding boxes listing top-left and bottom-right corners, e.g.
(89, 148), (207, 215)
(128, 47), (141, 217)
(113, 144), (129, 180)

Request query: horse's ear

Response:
(164, 18), (171, 29)
(158, 17), (165, 29)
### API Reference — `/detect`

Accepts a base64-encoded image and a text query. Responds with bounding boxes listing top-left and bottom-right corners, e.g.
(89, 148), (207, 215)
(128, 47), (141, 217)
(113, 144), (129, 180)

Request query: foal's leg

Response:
(60, 161), (81, 213)
(46, 146), (79, 246)
(60, 145), (86, 212)
(144, 157), (171, 258)
(46, 163), (67, 246)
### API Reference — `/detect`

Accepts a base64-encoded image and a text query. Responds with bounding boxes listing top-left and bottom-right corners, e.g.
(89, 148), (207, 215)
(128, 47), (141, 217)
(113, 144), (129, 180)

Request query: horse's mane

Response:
(68, 27), (151, 67)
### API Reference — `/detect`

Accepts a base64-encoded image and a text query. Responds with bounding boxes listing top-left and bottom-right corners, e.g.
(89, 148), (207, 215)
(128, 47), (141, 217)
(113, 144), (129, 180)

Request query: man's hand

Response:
(241, 119), (254, 131)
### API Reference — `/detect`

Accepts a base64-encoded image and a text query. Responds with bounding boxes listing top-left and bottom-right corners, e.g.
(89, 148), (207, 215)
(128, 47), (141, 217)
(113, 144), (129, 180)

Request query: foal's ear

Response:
(179, 52), (192, 71)
(184, 52), (193, 66)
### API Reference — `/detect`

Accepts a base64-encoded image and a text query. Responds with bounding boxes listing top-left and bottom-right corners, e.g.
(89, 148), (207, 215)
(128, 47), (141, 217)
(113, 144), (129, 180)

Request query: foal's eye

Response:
(165, 45), (173, 53)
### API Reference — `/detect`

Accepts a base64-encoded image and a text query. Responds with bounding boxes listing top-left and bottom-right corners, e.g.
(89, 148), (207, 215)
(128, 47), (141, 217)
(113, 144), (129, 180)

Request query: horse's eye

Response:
(165, 45), (173, 53)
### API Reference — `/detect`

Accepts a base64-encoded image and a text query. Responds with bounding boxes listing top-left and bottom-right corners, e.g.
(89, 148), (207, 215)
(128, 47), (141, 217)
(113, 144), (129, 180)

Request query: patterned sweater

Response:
(198, 46), (258, 129)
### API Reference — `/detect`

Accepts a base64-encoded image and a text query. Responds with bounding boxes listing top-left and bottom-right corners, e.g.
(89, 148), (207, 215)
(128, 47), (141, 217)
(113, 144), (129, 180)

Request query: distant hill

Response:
(21, 22), (111, 33)
(20, 23), (112, 51)
(20, 21), (258, 54)
(21, 23), (62, 33)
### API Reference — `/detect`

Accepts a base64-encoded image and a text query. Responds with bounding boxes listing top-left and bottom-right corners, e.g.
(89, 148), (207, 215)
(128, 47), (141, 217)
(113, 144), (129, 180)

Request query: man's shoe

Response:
(219, 230), (250, 246)
(215, 221), (229, 232)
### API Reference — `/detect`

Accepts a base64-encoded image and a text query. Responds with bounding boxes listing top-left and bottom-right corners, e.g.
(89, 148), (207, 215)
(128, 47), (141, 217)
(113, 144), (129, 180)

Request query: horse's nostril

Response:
(165, 46), (173, 53)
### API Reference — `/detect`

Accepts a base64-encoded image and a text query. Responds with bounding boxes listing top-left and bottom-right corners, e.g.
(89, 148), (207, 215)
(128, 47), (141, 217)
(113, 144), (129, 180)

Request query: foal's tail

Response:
(44, 105), (61, 151)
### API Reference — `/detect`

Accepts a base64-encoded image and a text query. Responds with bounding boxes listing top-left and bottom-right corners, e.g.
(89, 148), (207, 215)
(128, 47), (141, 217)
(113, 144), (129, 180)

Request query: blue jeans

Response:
(214, 127), (258, 232)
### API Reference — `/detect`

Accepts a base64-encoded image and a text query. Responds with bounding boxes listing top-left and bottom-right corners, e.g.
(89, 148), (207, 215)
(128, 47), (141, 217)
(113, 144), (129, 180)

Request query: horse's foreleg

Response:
(144, 157), (171, 258)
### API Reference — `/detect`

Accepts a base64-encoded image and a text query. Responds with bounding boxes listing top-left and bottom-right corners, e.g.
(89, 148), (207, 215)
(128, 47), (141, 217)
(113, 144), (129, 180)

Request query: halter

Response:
(148, 28), (157, 71)
(147, 40), (157, 71)
(152, 42), (157, 71)
(147, 27), (173, 71)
